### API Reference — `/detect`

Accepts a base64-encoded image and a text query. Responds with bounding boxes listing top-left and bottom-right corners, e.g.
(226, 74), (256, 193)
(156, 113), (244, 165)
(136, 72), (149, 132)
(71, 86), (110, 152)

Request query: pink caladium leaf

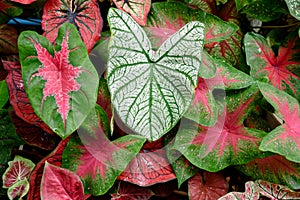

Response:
(10, 111), (57, 150)
(146, 2), (237, 48)
(18, 23), (99, 138)
(118, 139), (176, 187)
(111, 181), (154, 200)
(41, 162), (84, 200)
(7, 178), (29, 200)
(0, 25), (18, 55)
(2, 155), (35, 188)
(245, 32), (300, 99)
(258, 82), (300, 163)
(27, 137), (70, 200)
(238, 155), (300, 190)
(0, 0), (22, 24)
(173, 86), (267, 172)
(256, 180), (300, 199)
(205, 0), (247, 70)
(42, 0), (103, 52)
(113, 0), (151, 26)
(10, 0), (36, 4)
(3, 60), (54, 135)
(218, 181), (260, 200)
(188, 172), (228, 200)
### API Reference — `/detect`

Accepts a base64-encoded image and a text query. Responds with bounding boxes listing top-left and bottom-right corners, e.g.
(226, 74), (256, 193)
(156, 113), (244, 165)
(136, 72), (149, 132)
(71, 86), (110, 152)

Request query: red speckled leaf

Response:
(245, 33), (300, 99)
(0, 0), (22, 24)
(118, 139), (176, 187)
(9, 111), (57, 150)
(256, 180), (300, 199)
(113, 0), (151, 26)
(258, 82), (300, 163)
(2, 155), (35, 188)
(238, 155), (300, 190)
(27, 138), (70, 200)
(0, 25), (18, 55)
(3, 60), (54, 135)
(218, 181), (259, 200)
(10, 0), (36, 4)
(42, 0), (102, 52)
(188, 172), (228, 200)
(41, 162), (84, 200)
(173, 86), (267, 172)
(111, 182), (154, 200)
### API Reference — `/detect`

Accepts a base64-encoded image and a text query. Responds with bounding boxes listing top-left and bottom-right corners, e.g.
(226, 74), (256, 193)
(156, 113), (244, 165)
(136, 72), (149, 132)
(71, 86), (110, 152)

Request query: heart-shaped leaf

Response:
(27, 138), (70, 200)
(113, 0), (151, 26)
(188, 172), (228, 200)
(2, 155), (35, 188)
(244, 32), (300, 99)
(107, 8), (205, 141)
(18, 23), (99, 138)
(3, 60), (54, 134)
(0, 80), (8, 109)
(238, 155), (300, 190)
(41, 162), (84, 200)
(285, 0), (300, 20)
(0, 25), (18, 55)
(7, 178), (29, 200)
(258, 82), (300, 163)
(42, 0), (103, 52)
(218, 181), (259, 200)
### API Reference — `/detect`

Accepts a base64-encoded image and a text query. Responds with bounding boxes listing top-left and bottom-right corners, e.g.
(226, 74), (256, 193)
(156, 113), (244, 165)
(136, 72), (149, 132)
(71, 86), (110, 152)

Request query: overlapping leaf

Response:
(244, 32), (300, 99)
(218, 181), (259, 200)
(42, 0), (103, 52)
(173, 86), (267, 172)
(41, 162), (84, 200)
(182, 0), (216, 14)
(258, 82), (300, 163)
(113, 0), (151, 26)
(3, 60), (53, 134)
(0, 25), (18, 55)
(238, 155), (300, 190)
(285, 0), (300, 20)
(0, 0), (22, 24)
(188, 172), (228, 200)
(19, 23), (99, 138)
(111, 182), (154, 200)
(7, 178), (29, 200)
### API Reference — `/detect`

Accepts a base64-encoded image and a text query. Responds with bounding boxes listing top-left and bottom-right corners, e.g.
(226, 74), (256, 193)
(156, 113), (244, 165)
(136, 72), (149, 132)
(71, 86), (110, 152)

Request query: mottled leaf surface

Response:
(238, 155), (300, 190)
(285, 0), (300, 20)
(245, 33), (300, 99)
(19, 23), (99, 138)
(258, 82), (300, 163)
(111, 182), (154, 200)
(107, 8), (204, 141)
(218, 181), (259, 200)
(188, 172), (228, 200)
(0, 25), (18, 55)
(41, 162), (84, 200)
(113, 0), (151, 26)
(2, 155), (35, 188)
(42, 0), (102, 52)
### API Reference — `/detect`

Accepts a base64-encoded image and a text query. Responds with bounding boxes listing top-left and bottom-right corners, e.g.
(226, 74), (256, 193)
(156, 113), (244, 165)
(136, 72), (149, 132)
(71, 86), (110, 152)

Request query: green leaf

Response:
(234, 0), (253, 11)
(107, 8), (205, 141)
(18, 23), (99, 139)
(0, 80), (8, 109)
(284, 0), (300, 20)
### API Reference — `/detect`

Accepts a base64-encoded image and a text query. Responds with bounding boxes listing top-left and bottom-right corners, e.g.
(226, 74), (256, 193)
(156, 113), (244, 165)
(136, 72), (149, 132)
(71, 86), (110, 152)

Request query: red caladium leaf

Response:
(18, 23), (99, 138)
(188, 172), (228, 200)
(9, 111), (57, 150)
(118, 139), (176, 187)
(27, 137), (70, 200)
(173, 86), (267, 172)
(3, 60), (53, 134)
(238, 155), (300, 190)
(10, 0), (37, 4)
(146, 2), (237, 48)
(111, 181), (154, 200)
(0, 25), (18, 55)
(205, 0), (247, 70)
(42, 0), (102, 52)
(113, 0), (151, 26)
(245, 32), (300, 99)
(258, 82), (300, 163)
(2, 155), (35, 188)
(256, 180), (300, 199)
(0, 0), (22, 24)
(7, 178), (29, 200)
(41, 162), (84, 200)
(218, 181), (260, 200)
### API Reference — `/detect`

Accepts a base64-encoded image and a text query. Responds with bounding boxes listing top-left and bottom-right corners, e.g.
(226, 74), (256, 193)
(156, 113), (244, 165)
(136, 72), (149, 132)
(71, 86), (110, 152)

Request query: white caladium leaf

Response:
(107, 8), (205, 141)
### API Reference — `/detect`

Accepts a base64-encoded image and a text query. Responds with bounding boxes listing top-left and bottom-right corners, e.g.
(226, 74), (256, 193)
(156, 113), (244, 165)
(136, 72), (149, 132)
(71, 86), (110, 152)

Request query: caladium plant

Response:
(1, 0), (300, 199)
